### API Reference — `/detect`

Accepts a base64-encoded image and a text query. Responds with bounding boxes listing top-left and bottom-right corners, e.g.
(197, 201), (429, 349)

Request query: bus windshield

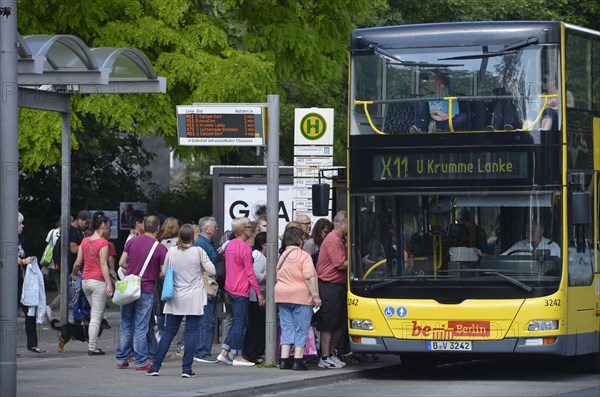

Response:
(350, 43), (563, 135)
(350, 191), (562, 301)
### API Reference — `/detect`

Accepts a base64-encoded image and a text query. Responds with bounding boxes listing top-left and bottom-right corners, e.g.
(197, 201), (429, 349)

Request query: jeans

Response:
(278, 303), (312, 347)
(195, 297), (216, 358)
(82, 279), (107, 351)
(221, 293), (249, 356)
(151, 314), (201, 373)
(115, 292), (155, 367)
(72, 272), (91, 322)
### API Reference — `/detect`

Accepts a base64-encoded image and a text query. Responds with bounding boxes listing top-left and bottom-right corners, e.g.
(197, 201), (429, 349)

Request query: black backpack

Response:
(213, 252), (226, 288)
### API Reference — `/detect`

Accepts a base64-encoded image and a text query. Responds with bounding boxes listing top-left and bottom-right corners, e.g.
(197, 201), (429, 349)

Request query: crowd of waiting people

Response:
(17, 208), (357, 376)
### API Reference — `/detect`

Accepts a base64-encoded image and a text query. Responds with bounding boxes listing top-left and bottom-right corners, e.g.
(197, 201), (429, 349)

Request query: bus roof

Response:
(350, 21), (562, 52)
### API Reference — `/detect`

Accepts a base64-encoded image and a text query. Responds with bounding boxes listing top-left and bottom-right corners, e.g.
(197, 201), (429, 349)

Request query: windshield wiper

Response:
(483, 271), (533, 292)
(438, 37), (539, 61)
(369, 43), (463, 68)
(366, 275), (450, 292)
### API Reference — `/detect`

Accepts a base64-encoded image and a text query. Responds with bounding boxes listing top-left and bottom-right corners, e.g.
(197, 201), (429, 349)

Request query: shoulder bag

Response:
(113, 240), (159, 305)
(161, 253), (174, 301)
(40, 229), (57, 266)
(198, 247), (218, 298)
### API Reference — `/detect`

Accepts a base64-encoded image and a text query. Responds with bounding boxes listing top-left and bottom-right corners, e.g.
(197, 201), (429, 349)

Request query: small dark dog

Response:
(50, 318), (111, 353)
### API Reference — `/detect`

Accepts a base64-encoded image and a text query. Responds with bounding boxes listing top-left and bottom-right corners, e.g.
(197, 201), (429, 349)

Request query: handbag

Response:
(40, 230), (57, 267)
(161, 256), (174, 301)
(198, 247), (218, 298)
(113, 240), (159, 305)
(277, 325), (318, 358)
(203, 272), (219, 298)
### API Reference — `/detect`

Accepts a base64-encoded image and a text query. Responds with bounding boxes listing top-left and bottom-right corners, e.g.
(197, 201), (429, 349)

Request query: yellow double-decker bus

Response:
(345, 21), (600, 371)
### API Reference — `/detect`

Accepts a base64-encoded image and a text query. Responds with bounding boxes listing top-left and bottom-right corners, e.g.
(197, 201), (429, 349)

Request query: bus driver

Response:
(502, 221), (560, 257)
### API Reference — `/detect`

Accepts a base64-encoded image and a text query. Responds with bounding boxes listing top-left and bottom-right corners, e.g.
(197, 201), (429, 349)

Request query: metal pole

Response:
(59, 108), (71, 324)
(0, 2), (20, 395)
(264, 94), (280, 364)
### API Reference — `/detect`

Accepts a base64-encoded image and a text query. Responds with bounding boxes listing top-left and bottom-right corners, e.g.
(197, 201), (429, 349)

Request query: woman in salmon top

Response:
(71, 213), (113, 355)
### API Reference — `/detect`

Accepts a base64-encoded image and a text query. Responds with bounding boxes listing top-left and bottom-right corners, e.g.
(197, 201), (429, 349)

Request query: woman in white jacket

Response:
(145, 224), (216, 378)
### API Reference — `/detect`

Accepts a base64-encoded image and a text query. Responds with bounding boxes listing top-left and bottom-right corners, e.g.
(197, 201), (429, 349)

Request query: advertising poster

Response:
(223, 184), (294, 233)
(89, 210), (119, 240)
(119, 202), (148, 230)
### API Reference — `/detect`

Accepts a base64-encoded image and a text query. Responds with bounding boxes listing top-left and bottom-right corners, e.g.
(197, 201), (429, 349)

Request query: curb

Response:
(204, 363), (403, 397)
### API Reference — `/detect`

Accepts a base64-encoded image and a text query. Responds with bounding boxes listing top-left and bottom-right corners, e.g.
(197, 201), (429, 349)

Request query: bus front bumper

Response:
(349, 335), (567, 355)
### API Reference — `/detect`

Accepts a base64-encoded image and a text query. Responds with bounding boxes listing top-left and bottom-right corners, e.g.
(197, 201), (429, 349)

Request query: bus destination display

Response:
(372, 151), (528, 182)
(177, 105), (264, 146)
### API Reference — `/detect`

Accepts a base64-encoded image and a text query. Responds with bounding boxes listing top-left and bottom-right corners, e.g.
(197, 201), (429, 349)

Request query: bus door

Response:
(566, 174), (596, 357)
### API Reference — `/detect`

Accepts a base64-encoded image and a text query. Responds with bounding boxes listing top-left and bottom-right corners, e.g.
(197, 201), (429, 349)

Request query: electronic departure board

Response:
(176, 105), (265, 146)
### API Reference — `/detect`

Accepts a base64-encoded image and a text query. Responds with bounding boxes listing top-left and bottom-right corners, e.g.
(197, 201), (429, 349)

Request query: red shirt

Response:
(81, 237), (109, 282)
(316, 231), (347, 285)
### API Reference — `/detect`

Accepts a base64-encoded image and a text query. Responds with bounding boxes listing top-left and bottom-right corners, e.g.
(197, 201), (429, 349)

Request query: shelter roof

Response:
(17, 33), (165, 94)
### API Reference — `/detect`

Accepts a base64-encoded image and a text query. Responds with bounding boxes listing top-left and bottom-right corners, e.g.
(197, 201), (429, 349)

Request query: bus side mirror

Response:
(571, 191), (589, 225)
(312, 183), (330, 216)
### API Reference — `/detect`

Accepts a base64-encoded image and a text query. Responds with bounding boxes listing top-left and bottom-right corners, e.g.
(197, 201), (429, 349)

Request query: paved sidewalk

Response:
(15, 304), (400, 396)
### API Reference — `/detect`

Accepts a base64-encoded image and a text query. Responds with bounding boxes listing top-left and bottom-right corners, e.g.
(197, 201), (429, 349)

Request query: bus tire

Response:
(400, 354), (437, 371)
(576, 352), (600, 373)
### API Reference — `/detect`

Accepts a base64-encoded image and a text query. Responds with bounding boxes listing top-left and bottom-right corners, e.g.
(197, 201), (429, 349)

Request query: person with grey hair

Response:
(314, 210), (348, 369)
(295, 213), (312, 244)
(17, 212), (46, 354)
(193, 216), (220, 363)
(502, 221), (560, 257)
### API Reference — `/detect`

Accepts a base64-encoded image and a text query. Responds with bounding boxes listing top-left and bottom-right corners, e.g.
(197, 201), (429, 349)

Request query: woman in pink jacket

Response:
(217, 217), (265, 367)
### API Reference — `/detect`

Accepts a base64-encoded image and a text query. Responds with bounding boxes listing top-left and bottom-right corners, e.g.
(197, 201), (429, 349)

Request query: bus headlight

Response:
(528, 320), (558, 331)
(351, 319), (373, 330)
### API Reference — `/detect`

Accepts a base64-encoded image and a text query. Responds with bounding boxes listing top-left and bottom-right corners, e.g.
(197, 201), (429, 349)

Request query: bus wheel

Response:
(400, 354), (438, 371)
(576, 352), (600, 373)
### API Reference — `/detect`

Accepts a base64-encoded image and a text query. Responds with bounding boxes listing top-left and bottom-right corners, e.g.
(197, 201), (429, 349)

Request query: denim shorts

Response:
(278, 303), (313, 347)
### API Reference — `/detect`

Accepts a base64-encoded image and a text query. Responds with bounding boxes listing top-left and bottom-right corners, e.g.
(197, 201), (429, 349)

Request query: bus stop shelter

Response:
(0, 13), (166, 395)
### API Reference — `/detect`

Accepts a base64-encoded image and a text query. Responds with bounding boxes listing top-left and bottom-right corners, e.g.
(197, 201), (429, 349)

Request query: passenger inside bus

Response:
(455, 207), (493, 255)
(410, 71), (467, 133)
(540, 74), (574, 131)
(501, 221), (560, 257)
(487, 78), (523, 131)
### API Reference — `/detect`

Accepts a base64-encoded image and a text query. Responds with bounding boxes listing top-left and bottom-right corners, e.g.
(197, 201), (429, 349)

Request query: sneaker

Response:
(176, 346), (184, 357)
(408, 125), (423, 133)
(194, 356), (218, 363)
(116, 362), (129, 369)
(136, 363), (152, 371)
(330, 355), (347, 367)
(45, 306), (53, 322)
(503, 124), (514, 130)
(145, 368), (159, 376)
(232, 358), (255, 366)
(217, 353), (232, 365)
(181, 370), (196, 378)
(485, 125), (496, 131)
(318, 357), (342, 369)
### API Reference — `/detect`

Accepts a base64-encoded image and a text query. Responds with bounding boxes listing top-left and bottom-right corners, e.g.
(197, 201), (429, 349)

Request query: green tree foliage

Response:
(20, 115), (152, 256)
